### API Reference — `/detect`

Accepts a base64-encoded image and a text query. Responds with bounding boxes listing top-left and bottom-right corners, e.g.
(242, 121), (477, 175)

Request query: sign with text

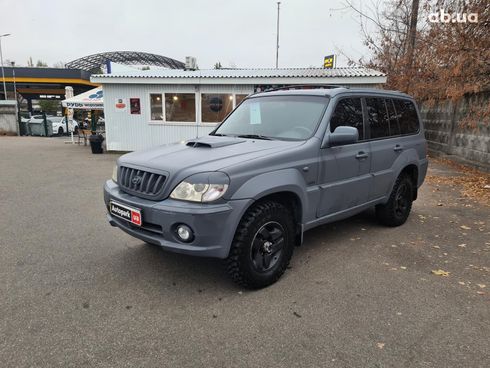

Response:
(324, 55), (335, 69)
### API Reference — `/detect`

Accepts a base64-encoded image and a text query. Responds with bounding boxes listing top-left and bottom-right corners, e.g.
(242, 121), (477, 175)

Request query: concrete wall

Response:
(420, 92), (490, 171)
(0, 101), (18, 134)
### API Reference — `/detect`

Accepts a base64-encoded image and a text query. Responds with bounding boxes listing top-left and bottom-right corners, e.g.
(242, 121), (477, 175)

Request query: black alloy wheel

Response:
(225, 200), (295, 289)
(376, 174), (414, 227)
(250, 221), (285, 272)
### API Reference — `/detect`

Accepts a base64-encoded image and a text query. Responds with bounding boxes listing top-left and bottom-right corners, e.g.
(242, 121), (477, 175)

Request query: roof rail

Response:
(263, 84), (348, 93)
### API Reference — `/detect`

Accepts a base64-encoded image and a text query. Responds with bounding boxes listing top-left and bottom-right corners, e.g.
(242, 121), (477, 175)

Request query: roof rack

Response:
(263, 84), (348, 93)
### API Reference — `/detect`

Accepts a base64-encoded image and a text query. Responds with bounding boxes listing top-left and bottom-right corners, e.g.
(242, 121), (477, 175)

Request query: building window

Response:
(150, 94), (163, 121)
(235, 94), (248, 106)
(165, 93), (196, 122)
(201, 93), (234, 123)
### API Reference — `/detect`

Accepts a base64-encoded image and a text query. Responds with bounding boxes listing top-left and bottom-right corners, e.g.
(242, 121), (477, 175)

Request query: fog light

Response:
(176, 224), (193, 242)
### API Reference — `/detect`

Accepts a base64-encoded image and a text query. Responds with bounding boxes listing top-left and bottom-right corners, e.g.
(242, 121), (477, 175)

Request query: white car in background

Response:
(50, 116), (79, 135)
(29, 115), (79, 135)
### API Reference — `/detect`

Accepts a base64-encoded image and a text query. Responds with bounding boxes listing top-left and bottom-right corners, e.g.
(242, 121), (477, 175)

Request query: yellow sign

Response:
(324, 55), (334, 69)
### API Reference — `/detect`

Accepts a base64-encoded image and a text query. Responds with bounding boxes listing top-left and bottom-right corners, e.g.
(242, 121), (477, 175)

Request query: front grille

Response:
(119, 166), (166, 198)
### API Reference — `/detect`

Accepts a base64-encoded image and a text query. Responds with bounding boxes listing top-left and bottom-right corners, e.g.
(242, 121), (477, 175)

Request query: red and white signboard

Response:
(115, 98), (128, 112)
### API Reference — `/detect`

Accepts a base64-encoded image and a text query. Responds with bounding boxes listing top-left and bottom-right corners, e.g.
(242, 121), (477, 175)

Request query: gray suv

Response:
(104, 86), (428, 288)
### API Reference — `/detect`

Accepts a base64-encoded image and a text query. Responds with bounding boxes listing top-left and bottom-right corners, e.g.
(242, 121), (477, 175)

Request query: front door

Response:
(317, 97), (372, 218)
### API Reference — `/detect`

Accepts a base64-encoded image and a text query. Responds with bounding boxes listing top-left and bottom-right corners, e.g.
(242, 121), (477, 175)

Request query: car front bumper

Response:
(104, 180), (251, 259)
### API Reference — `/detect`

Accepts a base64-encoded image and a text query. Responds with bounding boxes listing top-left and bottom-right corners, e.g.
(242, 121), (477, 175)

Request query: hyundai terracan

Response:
(104, 86), (428, 288)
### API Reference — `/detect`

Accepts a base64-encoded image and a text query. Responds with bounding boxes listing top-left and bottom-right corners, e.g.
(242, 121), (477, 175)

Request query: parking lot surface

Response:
(1, 137), (489, 367)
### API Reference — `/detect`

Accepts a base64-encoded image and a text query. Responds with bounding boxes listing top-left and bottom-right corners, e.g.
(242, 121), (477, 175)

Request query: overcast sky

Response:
(0, 0), (373, 69)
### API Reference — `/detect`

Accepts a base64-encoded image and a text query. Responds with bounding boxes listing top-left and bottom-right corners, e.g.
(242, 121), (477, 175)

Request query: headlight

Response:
(170, 182), (228, 202)
(170, 172), (229, 202)
(112, 165), (118, 183)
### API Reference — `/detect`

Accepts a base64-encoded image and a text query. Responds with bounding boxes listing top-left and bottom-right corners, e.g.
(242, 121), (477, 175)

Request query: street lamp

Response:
(0, 33), (12, 100)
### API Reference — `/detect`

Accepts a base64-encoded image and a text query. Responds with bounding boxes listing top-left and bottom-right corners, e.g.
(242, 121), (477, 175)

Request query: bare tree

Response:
(52, 61), (66, 68)
(340, 0), (489, 127)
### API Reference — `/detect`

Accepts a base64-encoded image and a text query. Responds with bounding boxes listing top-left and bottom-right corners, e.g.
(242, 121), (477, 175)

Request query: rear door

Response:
(317, 97), (371, 218)
(366, 97), (402, 200)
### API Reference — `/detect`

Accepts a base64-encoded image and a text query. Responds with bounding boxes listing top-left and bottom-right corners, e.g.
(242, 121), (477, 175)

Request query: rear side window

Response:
(330, 98), (364, 140)
(393, 99), (419, 134)
(386, 99), (401, 136)
(366, 98), (390, 139)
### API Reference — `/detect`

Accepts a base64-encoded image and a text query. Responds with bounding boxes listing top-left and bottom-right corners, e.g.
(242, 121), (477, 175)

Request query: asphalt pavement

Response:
(1, 136), (489, 367)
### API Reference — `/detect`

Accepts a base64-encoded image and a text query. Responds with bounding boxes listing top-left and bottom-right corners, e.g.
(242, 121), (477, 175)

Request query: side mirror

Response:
(328, 126), (359, 147)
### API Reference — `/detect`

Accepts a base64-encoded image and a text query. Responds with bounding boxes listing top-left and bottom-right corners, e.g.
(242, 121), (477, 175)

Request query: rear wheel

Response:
(376, 174), (414, 227)
(225, 201), (295, 289)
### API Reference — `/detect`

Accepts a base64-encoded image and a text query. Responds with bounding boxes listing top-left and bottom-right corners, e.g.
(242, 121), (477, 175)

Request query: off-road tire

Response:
(375, 174), (414, 227)
(225, 201), (295, 289)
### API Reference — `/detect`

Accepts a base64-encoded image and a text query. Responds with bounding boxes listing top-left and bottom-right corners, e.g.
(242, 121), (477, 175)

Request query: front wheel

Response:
(375, 174), (414, 227)
(225, 201), (295, 289)
(58, 127), (64, 136)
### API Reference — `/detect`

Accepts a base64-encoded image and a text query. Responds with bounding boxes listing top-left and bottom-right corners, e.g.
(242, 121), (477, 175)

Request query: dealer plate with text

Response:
(110, 200), (142, 226)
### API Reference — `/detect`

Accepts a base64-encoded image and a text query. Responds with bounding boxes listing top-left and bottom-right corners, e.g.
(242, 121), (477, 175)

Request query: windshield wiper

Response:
(236, 134), (274, 140)
(211, 133), (228, 136)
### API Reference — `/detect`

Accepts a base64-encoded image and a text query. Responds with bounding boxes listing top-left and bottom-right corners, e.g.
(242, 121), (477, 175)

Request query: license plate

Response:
(109, 200), (142, 226)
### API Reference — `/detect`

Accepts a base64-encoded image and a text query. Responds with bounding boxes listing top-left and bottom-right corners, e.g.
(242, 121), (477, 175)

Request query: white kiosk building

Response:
(91, 67), (386, 151)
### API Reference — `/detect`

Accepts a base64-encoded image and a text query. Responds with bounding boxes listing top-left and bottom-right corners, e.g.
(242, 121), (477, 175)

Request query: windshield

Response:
(50, 117), (63, 123)
(212, 95), (329, 140)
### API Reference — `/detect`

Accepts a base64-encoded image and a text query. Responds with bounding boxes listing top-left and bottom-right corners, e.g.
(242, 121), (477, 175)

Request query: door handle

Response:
(394, 144), (404, 152)
(355, 151), (368, 159)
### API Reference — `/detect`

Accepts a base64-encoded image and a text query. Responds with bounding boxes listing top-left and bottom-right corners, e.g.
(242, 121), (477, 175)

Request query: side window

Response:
(386, 98), (401, 136)
(366, 97), (390, 139)
(330, 98), (364, 140)
(150, 94), (163, 121)
(393, 99), (420, 134)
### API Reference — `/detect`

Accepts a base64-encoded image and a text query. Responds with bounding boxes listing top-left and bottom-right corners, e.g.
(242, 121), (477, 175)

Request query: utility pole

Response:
(405, 0), (419, 92)
(11, 61), (17, 104)
(275, 2), (281, 69)
(11, 61), (19, 136)
(0, 33), (11, 100)
(407, 0), (419, 59)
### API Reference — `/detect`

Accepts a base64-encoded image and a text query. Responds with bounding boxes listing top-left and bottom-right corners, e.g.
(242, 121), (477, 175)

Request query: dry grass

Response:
(427, 157), (490, 206)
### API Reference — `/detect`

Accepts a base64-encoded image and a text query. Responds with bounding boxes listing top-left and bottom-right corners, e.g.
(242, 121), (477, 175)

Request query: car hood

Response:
(118, 135), (303, 177)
